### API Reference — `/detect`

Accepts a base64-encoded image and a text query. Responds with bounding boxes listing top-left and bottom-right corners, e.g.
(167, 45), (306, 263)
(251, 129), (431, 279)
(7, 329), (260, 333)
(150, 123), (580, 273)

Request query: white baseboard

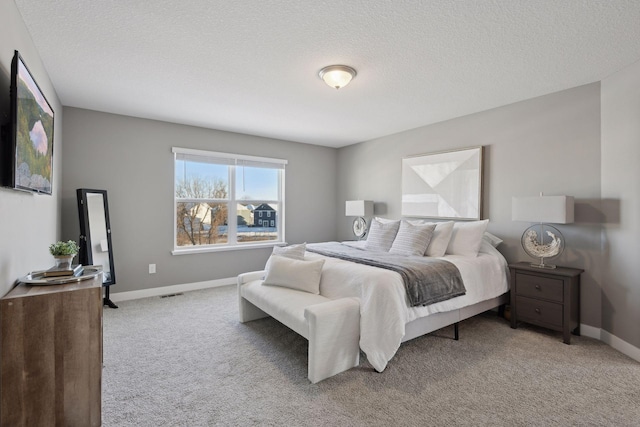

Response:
(579, 323), (601, 340)
(601, 329), (640, 363)
(110, 277), (236, 303)
(580, 323), (640, 364)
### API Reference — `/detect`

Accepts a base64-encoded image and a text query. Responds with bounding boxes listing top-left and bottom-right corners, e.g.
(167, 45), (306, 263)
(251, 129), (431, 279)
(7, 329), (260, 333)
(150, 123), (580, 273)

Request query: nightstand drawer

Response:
(516, 296), (563, 328)
(515, 273), (563, 302)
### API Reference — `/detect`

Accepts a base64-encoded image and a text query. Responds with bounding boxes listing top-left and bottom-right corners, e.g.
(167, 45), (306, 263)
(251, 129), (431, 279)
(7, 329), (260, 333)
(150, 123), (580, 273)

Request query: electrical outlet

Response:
(149, 264), (156, 274)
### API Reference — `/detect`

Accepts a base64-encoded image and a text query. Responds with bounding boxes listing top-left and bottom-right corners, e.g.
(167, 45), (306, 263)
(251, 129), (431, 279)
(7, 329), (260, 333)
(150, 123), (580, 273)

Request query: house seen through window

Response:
(173, 147), (286, 252)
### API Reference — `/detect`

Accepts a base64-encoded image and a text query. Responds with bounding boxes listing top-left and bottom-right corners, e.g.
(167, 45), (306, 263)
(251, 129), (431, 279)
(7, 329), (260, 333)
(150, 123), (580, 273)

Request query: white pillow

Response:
(483, 232), (503, 248)
(263, 256), (325, 294)
(265, 243), (307, 270)
(446, 220), (490, 257)
(411, 221), (455, 257)
(374, 217), (397, 224)
(272, 242), (306, 259)
(389, 221), (436, 256)
(365, 218), (400, 252)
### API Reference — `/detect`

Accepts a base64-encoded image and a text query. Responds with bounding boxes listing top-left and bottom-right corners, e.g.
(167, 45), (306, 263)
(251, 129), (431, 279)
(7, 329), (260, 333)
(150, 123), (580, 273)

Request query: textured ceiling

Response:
(13, 0), (640, 148)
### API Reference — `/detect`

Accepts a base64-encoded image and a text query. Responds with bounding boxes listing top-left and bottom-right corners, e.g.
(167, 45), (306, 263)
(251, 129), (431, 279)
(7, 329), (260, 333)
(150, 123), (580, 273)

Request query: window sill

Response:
(172, 241), (286, 255)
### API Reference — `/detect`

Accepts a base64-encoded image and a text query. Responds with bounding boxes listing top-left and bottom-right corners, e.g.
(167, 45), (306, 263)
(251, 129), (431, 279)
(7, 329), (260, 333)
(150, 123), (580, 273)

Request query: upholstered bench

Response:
(238, 270), (360, 383)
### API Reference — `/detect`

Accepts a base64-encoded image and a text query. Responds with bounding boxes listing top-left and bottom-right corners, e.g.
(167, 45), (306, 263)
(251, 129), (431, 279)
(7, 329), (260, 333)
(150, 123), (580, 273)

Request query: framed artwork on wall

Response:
(401, 146), (483, 220)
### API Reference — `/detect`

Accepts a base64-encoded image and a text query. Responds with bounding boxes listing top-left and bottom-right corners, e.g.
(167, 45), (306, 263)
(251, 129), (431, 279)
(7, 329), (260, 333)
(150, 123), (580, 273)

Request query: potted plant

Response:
(49, 240), (80, 269)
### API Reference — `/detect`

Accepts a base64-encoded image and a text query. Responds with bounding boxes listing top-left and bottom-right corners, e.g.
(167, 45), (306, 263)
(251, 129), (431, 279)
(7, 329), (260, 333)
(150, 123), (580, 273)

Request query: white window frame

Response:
(172, 147), (287, 255)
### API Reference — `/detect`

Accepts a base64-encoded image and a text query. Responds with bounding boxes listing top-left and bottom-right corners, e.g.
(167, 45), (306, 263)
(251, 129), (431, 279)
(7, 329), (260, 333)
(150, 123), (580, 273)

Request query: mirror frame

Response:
(76, 188), (116, 286)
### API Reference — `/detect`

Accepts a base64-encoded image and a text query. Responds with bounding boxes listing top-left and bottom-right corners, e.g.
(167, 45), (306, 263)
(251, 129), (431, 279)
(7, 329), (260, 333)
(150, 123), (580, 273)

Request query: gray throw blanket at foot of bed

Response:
(306, 242), (466, 306)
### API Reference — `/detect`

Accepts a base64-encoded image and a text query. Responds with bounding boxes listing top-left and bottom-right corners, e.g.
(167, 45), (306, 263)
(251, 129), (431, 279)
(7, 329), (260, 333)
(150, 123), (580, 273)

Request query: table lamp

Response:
(512, 193), (574, 269)
(345, 200), (374, 239)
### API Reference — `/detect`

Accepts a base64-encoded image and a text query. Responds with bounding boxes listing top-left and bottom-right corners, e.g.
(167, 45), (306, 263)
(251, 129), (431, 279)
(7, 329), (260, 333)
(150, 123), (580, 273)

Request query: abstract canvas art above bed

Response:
(401, 146), (483, 220)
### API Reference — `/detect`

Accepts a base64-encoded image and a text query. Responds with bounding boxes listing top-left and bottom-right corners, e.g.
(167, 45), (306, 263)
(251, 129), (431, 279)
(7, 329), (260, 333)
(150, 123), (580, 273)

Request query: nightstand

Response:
(509, 262), (582, 344)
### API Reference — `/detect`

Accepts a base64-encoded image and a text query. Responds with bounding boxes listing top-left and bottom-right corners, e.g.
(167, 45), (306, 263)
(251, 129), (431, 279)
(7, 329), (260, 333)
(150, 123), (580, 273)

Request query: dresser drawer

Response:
(515, 273), (563, 302)
(516, 296), (563, 329)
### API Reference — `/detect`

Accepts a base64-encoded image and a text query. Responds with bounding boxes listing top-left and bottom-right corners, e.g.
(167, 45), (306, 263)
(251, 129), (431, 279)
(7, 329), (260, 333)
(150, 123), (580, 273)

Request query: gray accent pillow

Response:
(409, 220), (455, 257)
(389, 221), (437, 256)
(365, 219), (400, 252)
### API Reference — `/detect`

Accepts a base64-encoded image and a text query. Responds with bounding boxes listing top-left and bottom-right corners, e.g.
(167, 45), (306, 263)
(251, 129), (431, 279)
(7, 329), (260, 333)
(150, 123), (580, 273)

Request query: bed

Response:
(238, 220), (510, 382)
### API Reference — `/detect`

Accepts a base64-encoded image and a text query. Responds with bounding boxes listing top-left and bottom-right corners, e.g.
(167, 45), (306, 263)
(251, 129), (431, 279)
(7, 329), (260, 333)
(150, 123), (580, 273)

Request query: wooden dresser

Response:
(0, 275), (102, 427)
(509, 262), (582, 344)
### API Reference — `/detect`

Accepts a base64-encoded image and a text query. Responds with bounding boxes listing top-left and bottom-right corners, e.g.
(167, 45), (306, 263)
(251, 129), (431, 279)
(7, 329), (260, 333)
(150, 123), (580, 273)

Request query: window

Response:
(173, 147), (286, 253)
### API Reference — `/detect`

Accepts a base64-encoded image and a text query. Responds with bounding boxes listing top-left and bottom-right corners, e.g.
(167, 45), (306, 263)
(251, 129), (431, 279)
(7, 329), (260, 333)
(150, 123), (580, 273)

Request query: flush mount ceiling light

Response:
(319, 65), (357, 89)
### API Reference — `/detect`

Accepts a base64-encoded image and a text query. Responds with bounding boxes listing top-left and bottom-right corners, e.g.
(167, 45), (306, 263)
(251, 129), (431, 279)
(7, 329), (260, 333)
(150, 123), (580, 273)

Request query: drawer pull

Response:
(535, 284), (541, 290)
(535, 308), (541, 314)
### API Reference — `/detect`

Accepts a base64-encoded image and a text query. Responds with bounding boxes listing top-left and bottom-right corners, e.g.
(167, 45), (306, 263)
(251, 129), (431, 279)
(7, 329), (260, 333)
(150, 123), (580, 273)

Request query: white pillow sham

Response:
(427, 221), (455, 257)
(263, 255), (325, 294)
(389, 221), (436, 256)
(265, 242), (306, 270)
(374, 217), (397, 224)
(409, 220), (455, 257)
(272, 242), (306, 259)
(365, 218), (400, 252)
(446, 219), (489, 257)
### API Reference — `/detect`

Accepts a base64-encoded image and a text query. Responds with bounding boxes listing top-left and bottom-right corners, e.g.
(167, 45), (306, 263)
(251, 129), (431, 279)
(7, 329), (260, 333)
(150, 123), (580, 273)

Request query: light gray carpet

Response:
(103, 285), (640, 426)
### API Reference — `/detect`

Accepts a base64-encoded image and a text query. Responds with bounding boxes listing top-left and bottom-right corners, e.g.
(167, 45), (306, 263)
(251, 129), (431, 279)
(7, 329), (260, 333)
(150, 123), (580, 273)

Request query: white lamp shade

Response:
(345, 200), (373, 217)
(512, 195), (574, 224)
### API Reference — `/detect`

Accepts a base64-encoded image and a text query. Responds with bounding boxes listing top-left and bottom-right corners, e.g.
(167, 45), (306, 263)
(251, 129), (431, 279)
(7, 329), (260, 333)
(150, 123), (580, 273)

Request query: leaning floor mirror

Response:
(77, 188), (118, 308)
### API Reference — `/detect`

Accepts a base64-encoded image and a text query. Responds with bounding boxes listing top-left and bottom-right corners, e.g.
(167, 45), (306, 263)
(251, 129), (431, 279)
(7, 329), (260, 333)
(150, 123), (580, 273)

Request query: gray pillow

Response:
(408, 220), (455, 257)
(389, 221), (437, 256)
(365, 219), (400, 252)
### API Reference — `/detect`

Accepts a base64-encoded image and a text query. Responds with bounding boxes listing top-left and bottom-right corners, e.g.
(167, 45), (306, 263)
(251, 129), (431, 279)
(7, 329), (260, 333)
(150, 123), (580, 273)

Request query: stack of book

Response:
(43, 264), (84, 278)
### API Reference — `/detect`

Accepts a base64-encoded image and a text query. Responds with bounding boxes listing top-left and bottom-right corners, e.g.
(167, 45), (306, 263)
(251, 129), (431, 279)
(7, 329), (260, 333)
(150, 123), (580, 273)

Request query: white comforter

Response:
(305, 240), (509, 372)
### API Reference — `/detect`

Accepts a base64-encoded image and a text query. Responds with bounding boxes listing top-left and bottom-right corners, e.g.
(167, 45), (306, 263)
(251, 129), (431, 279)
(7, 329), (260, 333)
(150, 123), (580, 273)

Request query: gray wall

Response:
(61, 108), (338, 293)
(601, 59), (640, 348)
(337, 83), (603, 329)
(0, 0), (63, 297)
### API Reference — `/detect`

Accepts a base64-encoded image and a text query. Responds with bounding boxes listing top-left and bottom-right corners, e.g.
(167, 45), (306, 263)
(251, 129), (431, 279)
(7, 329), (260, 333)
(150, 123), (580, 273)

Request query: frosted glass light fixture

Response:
(512, 193), (574, 269)
(319, 65), (357, 89)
